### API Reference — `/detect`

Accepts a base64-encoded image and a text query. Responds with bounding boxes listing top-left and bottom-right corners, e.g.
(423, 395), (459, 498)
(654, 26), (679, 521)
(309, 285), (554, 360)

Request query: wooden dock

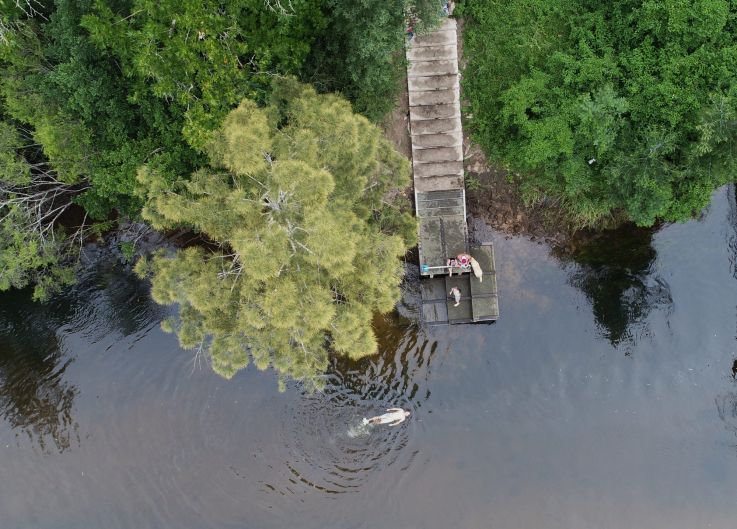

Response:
(406, 16), (499, 324)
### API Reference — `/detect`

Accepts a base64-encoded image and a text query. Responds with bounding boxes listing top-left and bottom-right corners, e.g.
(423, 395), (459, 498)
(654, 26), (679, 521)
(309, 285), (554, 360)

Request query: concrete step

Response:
(411, 131), (463, 148)
(408, 88), (458, 107)
(412, 29), (456, 47)
(413, 160), (464, 178)
(414, 174), (464, 193)
(407, 45), (457, 62)
(411, 117), (461, 135)
(439, 17), (457, 31)
(408, 59), (458, 78)
(410, 102), (460, 121)
(412, 145), (463, 163)
(408, 74), (458, 92)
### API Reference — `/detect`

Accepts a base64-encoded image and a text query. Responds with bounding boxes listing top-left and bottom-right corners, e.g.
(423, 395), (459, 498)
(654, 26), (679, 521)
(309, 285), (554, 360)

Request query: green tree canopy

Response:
(305, 0), (444, 121)
(0, 0), (203, 218)
(463, 0), (737, 227)
(136, 79), (415, 388)
(80, 0), (327, 150)
(0, 0), (437, 301)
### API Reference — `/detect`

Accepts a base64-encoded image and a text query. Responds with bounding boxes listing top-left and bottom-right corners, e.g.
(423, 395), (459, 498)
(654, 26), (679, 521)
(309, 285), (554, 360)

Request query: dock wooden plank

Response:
(470, 273), (497, 297)
(416, 189), (465, 202)
(422, 301), (449, 324)
(447, 299), (473, 322)
(445, 275), (473, 322)
(418, 217), (445, 267)
(472, 296), (499, 321)
(470, 244), (495, 272)
(442, 216), (468, 257)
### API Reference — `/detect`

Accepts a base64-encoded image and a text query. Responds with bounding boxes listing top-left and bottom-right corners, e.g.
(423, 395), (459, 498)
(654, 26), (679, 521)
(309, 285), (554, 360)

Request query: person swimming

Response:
(362, 407), (411, 426)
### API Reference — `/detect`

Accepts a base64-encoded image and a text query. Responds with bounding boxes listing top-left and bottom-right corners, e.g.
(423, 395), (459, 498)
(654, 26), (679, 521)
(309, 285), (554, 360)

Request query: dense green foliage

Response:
(136, 79), (415, 387)
(0, 109), (81, 300)
(306, 0), (443, 121)
(463, 0), (737, 226)
(2, 0), (201, 217)
(1, 0), (441, 301)
(79, 0), (325, 151)
(0, 203), (77, 301)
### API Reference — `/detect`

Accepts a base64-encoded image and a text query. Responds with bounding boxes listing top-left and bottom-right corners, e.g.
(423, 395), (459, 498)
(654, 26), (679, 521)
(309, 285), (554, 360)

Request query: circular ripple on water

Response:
(267, 327), (434, 498)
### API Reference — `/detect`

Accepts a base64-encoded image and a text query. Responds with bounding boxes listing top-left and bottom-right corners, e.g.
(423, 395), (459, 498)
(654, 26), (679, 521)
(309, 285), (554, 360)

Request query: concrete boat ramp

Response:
(406, 16), (499, 324)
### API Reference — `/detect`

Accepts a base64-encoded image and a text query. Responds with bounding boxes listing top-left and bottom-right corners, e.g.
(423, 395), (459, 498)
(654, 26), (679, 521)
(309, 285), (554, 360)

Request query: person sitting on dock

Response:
(447, 253), (471, 276)
(449, 286), (461, 307)
(363, 408), (411, 426)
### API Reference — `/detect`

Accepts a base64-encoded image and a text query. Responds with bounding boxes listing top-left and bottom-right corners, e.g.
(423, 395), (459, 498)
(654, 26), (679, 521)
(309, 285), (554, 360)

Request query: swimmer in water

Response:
(362, 407), (410, 426)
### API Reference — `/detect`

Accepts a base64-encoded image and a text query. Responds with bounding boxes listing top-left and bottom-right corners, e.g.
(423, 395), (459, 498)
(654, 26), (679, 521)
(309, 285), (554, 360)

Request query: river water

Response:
(3, 187), (737, 528)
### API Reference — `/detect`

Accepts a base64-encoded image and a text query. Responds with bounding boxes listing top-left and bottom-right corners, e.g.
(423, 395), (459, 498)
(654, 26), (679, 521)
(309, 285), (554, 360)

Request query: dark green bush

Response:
(464, 0), (737, 227)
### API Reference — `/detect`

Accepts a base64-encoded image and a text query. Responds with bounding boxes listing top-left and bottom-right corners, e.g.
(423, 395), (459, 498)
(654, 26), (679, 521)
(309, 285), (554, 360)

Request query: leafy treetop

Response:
(463, 0), (737, 227)
(136, 79), (415, 388)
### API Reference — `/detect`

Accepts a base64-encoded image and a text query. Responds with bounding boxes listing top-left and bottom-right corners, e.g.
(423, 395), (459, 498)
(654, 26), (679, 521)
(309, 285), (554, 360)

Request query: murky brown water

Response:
(2, 187), (737, 528)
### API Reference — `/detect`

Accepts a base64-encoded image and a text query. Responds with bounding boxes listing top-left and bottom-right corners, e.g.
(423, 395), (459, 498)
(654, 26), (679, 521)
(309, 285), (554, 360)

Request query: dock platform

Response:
(406, 16), (500, 323)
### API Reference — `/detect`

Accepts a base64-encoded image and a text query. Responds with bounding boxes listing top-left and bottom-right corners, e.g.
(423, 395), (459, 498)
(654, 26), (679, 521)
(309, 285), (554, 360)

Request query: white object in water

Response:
(363, 408), (410, 426)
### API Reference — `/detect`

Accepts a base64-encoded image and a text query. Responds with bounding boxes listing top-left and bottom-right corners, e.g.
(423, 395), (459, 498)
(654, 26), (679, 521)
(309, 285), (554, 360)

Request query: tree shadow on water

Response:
(0, 257), (161, 453)
(560, 225), (672, 349)
(0, 289), (79, 453)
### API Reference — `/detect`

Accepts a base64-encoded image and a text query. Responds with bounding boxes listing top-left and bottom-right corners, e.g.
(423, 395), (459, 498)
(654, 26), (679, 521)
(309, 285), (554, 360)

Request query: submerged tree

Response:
(136, 79), (415, 389)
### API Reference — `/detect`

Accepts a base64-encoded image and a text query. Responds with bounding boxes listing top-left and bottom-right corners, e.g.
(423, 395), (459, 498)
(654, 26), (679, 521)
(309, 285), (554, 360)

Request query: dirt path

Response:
(381, 76), (412, 160)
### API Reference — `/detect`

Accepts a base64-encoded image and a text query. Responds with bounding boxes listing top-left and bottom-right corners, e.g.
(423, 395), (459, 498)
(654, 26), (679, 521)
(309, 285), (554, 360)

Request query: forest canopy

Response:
(462, 0), (737, 227)
(135, 79), (415, 388)
(0, 0), (438, 301)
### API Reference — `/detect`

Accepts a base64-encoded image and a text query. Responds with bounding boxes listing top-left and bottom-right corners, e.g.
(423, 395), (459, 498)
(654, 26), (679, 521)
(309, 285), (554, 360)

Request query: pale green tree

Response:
(136, 79), (415, 389)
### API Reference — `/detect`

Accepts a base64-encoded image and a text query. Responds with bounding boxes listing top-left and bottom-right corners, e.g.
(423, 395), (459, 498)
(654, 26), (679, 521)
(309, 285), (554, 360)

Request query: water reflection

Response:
(0, 257), (162, 453)
(563, 226), (672, 347)
(77, 250), (165, 341)
(0, 290), (79, 453)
